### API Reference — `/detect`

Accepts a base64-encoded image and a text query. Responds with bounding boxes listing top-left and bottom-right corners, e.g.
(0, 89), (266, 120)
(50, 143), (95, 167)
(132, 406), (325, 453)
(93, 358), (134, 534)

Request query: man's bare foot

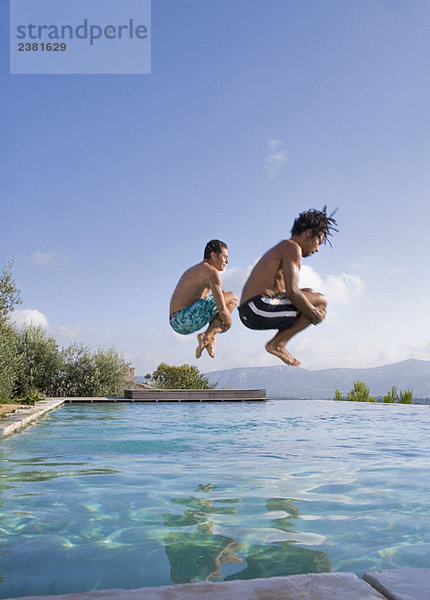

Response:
(265, 342), (300, 366)
(195, 333), (209, 359)
(206, 338), (216, 358)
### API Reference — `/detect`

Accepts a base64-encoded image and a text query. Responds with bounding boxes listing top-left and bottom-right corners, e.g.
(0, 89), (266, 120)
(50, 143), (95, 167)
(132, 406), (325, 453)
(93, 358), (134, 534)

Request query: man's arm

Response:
(208, 268), (232, 328)
(281, 242), (324, 325)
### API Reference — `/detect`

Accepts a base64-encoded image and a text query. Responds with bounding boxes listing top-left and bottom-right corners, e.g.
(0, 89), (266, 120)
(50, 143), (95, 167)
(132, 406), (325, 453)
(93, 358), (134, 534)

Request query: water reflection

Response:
(162, 483), (330, 583)
(164, 532), (242, 583)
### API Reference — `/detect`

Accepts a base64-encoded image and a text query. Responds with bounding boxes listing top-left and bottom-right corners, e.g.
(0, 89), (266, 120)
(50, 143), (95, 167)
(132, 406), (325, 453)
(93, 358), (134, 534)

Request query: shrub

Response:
(333, 381), (375, 403)
(0, 261), (129, 400)
(0, 261), (22, 401)
(146, 362), (217, 389)
(56, 344), (129, 397)
(20, 390), (45, 405)
(399, 389), (413, 404)
(0, 322), (21, 402)
(383, 386), (399, 403)
(14, 325), (63, 398)
(57, 344), (96, 397)
(0, 260), (22, 323)
(384, 386), (412, 404)
(1, 326), (129, 401)
(334, 382), (413, 404)
(92, 347), (130, 397)
(347, 381), (375, 402)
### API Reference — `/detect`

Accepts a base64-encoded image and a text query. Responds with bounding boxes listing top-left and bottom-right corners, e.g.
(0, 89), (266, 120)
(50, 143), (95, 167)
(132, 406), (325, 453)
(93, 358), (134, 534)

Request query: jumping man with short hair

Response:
(170, 240), (238, 358)
(238, 208), (338, 366)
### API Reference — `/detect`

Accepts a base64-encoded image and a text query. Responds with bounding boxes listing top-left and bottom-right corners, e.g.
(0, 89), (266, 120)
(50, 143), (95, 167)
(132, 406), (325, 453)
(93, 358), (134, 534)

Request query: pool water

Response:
(0, 400), (429, 598)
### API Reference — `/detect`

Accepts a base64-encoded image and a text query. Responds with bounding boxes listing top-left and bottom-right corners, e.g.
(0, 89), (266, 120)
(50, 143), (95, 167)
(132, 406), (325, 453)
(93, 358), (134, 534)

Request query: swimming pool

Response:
(0, 399), (429, 598)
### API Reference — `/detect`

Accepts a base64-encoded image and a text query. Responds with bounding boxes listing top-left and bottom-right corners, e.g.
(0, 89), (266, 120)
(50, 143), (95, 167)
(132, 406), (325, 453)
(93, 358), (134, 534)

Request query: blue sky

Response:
(2, 0), (430, 375)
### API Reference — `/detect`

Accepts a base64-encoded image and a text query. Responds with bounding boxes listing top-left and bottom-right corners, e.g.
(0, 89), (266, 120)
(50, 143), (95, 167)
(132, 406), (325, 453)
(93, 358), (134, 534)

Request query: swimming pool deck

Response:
(0, 398), (65, 438)
(4, 569), (430, 600)
(123, 388), (267, 401)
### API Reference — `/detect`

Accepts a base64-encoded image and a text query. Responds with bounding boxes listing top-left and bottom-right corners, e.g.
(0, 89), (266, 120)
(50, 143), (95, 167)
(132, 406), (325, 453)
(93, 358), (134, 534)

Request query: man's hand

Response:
(311, 306), (326, 325)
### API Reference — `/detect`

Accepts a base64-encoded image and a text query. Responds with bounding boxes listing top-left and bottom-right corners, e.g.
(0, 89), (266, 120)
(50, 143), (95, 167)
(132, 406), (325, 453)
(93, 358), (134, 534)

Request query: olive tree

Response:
(56, 344), (129, 397)
(0, 261), (22, 401)
(0, 260), (21, 322)
(14, 325), (62, 397)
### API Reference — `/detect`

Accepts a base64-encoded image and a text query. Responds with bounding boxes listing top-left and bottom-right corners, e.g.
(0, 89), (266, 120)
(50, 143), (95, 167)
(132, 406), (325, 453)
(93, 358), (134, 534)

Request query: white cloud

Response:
(88, 331), (158, 372)
(400, 340), (430, 363)
(9, 309), (49, 329)
(268, 139), (284, 151)
(221, 260), (258, 292)
(27, 250), (66, 267)
(265, 139), (289, 175)
(220, 263), (364, 308)
(349, 255), (379, 271)
(322, 273), (365, 305)
(291, 334), (430, 371)
(299, 266), (365, 305)
(53, 323), (81, 343)
(171, 329), (195, 345)
(298, 265), (323, 290)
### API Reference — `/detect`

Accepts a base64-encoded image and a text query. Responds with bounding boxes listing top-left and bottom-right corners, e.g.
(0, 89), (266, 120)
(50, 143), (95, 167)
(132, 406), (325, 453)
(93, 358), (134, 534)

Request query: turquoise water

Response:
(0, 399), (429, 598)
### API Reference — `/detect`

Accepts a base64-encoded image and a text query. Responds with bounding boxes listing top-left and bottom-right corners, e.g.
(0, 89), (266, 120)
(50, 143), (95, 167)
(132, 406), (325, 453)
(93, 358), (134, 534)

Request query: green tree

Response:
(92, 347), (129, 396)
(57, 344), (129, 397)
(57, 344), (98, 397)
(0, 261), (22, 401)
(14, 325), (63, 397)
(0, 261), (130, 401)
(0, 260), (22, 323)
(0, 322), (21, 402)
(146, 363), (217, 389)
(333, 389), (345, 401)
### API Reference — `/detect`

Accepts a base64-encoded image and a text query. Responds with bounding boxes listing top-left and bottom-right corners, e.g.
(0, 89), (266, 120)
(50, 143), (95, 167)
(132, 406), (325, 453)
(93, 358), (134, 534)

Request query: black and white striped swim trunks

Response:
(238, 294), (297, 330)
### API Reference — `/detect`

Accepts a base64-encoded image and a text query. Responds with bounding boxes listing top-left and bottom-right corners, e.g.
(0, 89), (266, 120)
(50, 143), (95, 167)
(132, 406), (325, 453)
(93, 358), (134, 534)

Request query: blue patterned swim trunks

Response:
(170, 296), (218, 335)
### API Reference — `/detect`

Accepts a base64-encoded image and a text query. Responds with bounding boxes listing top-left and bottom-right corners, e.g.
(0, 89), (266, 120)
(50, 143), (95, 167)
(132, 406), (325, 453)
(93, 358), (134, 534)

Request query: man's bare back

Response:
(170, 262), (215, 315)
(169, 240), (238, 359)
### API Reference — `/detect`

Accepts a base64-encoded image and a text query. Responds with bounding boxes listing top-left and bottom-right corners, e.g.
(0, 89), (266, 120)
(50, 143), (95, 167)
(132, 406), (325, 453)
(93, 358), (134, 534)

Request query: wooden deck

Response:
(123, 388), (267, 402)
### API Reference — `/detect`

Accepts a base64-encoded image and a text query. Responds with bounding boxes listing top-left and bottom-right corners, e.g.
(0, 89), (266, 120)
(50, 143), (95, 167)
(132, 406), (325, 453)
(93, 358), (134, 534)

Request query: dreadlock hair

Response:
(204, 239), (228, 260)
(291, 206), (338, 246)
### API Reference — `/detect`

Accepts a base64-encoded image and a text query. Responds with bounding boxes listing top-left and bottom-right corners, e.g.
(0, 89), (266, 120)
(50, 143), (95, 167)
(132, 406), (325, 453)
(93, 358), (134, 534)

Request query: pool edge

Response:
(5, 569), (430, 600)
(0, 399), (65, 438)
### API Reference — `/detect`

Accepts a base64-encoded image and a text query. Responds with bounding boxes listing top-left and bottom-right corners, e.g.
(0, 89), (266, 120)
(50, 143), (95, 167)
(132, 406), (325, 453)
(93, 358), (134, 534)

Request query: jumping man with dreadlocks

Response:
(238, 208), (338, 366)
(170, 240), (238, 359)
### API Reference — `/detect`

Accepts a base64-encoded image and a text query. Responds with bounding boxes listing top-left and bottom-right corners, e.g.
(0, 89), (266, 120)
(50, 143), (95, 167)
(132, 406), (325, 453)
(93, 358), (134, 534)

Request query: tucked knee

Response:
(226, 292), (238, 306)
(318, 294), (327, 308)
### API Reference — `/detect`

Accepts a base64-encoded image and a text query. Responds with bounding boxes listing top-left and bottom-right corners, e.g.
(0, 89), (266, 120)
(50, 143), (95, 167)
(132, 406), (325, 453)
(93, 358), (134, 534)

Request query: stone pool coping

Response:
(0, 398), (65, 437)
(4, 569), (430, 600)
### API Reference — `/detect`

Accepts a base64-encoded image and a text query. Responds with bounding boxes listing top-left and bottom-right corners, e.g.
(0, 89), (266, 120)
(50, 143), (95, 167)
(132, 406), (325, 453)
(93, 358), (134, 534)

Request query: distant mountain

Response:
(205, 359), (430, 399)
